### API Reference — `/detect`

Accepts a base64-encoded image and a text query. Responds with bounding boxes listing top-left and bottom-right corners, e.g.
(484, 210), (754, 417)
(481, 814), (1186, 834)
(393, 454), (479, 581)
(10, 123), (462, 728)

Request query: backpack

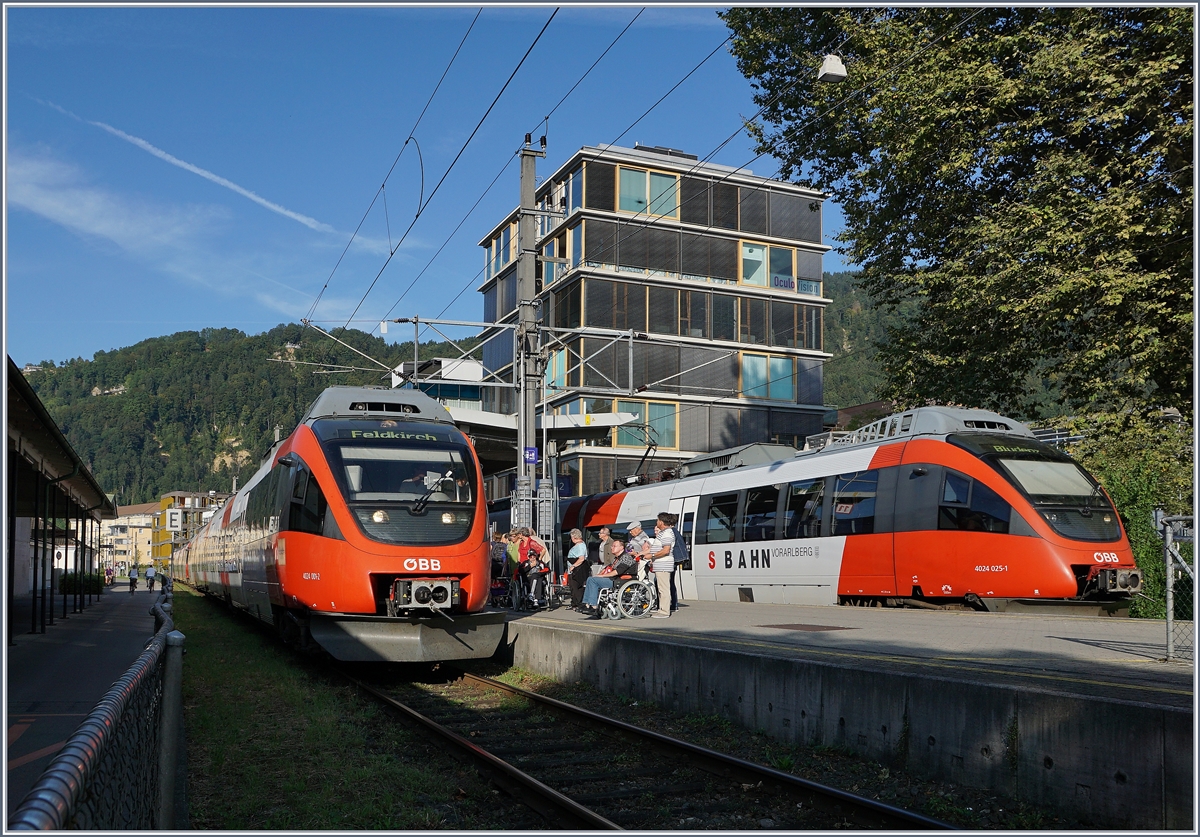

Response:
(670, 527), (689, 564)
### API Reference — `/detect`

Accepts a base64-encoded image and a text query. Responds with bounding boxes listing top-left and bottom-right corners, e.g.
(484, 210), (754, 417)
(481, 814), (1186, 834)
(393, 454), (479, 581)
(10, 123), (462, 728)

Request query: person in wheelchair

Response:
(580, 539), (637, 618)
(517, 527), (551, 608)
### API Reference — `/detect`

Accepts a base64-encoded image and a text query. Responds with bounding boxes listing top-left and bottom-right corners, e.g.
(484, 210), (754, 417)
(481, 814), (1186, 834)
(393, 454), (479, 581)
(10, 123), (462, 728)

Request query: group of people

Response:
(490, 514), (685, 619)
(490, 527), (553, 608)
(576, 513), (684, 619)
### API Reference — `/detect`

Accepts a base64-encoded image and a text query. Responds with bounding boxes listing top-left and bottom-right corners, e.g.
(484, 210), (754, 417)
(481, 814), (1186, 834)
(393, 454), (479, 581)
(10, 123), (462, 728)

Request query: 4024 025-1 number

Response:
(974, 565), (1009, 572)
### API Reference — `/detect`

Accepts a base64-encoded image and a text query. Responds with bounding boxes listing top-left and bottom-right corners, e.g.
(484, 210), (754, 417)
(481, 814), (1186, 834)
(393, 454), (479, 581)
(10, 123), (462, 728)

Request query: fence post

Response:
(1165, 522), (1175, 662)
(156, 630), (185, 829)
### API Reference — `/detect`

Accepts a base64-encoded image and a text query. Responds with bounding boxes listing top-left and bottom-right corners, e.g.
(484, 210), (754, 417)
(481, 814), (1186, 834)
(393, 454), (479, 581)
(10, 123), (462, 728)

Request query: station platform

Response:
(502, 600), (1194, 829)
(6, 586), (160, 819)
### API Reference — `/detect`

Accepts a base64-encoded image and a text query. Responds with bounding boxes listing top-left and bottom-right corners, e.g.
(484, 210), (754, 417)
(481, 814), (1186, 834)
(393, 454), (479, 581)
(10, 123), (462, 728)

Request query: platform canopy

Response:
(448, 406), (638, 476)
(7, 357), (116, 520)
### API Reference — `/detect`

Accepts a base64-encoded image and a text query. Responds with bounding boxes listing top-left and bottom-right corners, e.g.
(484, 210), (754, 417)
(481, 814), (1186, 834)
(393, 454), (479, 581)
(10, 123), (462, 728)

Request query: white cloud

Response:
(7, 151), (216, 253)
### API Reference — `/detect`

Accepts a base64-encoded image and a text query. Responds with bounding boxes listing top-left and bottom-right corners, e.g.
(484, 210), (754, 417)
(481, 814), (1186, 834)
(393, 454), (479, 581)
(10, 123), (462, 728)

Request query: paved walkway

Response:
(511, 600), (1195, 709)
(6, 586), (160, 818)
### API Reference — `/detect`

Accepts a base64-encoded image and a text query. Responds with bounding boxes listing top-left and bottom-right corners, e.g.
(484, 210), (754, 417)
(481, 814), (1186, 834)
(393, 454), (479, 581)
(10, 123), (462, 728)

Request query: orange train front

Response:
(181, 387), (505, 661)
(565, 406), (1140, 614)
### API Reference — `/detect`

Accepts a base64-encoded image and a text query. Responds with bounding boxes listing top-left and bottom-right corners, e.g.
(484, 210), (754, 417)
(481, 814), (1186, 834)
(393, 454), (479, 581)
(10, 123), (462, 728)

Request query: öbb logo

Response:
(1093, 552), (1120, 563)
(403, 558), (442, 571)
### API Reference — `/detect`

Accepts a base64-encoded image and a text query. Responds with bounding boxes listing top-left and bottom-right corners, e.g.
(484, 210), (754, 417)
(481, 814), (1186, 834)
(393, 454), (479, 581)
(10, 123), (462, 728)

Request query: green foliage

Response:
(59, 571), (104, 595)
(724, 8), (1193, 419)
(820, 271), (901, 409)
(1051, 412), (1193, 618)
(26, 325), (479, 505)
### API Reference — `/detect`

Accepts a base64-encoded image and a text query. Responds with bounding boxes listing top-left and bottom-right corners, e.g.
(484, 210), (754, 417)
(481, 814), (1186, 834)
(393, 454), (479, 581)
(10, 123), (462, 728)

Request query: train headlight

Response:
(441, 512), (456, 524)
(1129, 573), (1139, 589)
(372, 510), (390, 524)
(1102, 514), (1112, 523)
(414, 585), (433, 604)
(431, 586), (449, 604)
(1117, 571), (1129, 589)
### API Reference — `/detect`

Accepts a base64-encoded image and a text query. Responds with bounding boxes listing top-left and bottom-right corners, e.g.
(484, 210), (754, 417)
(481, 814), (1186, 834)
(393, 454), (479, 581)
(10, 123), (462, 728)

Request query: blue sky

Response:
(6, 6), (848, 366)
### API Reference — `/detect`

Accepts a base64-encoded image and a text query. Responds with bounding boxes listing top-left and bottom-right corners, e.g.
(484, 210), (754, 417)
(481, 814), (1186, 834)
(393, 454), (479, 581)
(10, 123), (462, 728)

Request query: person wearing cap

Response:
(625, 522), (649, 555)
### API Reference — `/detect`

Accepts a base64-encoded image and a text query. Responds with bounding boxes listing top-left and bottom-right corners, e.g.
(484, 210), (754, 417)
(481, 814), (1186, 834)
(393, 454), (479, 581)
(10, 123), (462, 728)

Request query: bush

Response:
(1052, 412), (1193, 619)
(59, 571), (105, 595)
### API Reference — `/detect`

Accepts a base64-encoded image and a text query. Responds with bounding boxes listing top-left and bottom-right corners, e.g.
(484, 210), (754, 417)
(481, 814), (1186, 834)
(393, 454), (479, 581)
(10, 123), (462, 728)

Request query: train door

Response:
(892, 463), (943, 597)
(668, 495), (699, 600)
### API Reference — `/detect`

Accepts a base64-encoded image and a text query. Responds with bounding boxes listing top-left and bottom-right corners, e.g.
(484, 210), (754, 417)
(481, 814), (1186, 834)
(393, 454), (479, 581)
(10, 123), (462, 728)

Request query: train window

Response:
(943, 472), (970, 505)
(938, 471), (1011, 533)
(832, 470), (877, 535)
(744, 486), (780, 541)
(784, 478), (824, 538)
(701, 493), (740, 544)
(292, 468), (309, 501)
(292, 471), (329, 536)
(680, 511), (694, 567)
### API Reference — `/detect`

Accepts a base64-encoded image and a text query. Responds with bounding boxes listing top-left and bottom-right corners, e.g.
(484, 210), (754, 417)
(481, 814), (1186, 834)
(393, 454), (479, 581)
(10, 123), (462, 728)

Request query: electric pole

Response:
(514, 134), (546, 530)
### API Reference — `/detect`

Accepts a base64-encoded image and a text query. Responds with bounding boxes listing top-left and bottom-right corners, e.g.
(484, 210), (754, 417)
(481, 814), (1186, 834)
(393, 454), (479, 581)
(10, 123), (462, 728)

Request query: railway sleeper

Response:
(573, 781), (711, 803)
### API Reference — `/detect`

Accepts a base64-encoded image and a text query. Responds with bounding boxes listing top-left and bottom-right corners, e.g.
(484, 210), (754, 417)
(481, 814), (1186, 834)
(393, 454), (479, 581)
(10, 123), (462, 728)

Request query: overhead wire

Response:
(338, 8), (560, 332)
(372, 8), (648, 334)
(306, 9), (482, 324)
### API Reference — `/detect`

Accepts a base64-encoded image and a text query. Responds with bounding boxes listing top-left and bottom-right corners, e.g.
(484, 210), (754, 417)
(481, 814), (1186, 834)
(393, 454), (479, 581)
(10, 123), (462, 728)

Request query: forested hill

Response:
(27, 273), (891, 505)
(820, 270), (900, 410)
(24, 324), (478, 505)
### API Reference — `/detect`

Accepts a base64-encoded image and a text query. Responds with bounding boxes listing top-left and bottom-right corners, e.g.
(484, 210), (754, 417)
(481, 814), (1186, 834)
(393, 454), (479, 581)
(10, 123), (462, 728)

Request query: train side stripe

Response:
(869, 442), (905, 469)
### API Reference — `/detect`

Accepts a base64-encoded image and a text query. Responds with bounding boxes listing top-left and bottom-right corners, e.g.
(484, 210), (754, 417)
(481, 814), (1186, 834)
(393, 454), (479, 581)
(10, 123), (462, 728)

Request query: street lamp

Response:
(818, 54), (848, 83)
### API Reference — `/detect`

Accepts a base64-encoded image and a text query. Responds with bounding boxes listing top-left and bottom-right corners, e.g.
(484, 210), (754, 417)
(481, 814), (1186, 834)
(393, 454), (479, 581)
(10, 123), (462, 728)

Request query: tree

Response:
(723, 8), (1193, 419)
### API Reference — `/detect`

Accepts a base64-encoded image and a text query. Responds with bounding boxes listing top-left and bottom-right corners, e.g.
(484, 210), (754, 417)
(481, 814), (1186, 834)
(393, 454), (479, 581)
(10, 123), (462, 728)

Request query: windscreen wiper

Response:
(1080, 482), (1105, 517)
(413, 469), (455, 514)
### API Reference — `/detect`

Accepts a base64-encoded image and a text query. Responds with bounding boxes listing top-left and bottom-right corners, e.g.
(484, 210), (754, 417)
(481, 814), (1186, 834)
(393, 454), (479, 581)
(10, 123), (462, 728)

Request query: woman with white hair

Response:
(565, 528), (590, 609)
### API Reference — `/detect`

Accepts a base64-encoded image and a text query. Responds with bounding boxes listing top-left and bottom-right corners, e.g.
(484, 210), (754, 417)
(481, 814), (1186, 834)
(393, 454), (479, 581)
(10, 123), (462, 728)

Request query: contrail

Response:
(40, 99), (334, 233)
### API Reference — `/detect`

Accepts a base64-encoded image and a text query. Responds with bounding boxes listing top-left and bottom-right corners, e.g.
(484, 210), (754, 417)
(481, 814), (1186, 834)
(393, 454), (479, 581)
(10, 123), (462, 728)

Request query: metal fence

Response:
(8, 579), (185, 830)
(1159, 515), (1195, 663)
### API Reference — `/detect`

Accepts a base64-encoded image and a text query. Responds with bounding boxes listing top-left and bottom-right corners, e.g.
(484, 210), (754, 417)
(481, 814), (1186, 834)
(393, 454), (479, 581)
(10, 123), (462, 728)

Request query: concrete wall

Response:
(506, 621), (1193, 829)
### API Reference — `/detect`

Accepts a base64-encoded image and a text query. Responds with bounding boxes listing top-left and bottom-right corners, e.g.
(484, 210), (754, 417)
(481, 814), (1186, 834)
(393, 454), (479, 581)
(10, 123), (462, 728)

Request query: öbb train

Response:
(561, 407), (1141, 614)
(179, 387), (505, 661)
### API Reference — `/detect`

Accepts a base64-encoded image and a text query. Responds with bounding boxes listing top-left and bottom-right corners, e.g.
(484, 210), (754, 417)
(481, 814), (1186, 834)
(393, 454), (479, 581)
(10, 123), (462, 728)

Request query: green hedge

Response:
(59, 571), (105, 595)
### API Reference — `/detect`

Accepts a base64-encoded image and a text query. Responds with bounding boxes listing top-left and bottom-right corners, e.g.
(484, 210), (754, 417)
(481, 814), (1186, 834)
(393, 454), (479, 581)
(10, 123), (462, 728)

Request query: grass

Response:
(172, 589), (516, 829)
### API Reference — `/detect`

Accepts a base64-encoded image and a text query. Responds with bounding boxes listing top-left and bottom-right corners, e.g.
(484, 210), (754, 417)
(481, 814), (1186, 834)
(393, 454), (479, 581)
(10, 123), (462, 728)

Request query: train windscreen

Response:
(948, 434), (1121, 542)
(315, 420), (478, 545)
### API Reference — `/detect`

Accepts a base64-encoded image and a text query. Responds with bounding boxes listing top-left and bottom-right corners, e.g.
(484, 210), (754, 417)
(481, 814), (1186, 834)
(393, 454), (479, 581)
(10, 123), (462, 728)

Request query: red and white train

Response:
(178, 387), (505, 661)
(560, 407), (1141, 613)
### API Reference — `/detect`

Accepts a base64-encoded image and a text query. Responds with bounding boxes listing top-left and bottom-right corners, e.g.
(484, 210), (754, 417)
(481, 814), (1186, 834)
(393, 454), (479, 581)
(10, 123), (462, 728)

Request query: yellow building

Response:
(152, 490), (232, 574)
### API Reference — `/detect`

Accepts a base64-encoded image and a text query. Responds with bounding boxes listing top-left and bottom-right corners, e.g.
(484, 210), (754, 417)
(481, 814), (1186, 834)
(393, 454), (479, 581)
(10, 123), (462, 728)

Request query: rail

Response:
(7, 579), (186, 830)
(344, 668), (952, 830)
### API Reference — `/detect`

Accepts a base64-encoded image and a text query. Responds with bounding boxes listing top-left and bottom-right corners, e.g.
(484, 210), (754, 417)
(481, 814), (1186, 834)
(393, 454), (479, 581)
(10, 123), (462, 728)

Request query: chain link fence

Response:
(1157, 514), (1194, 663)
(8, 579), (184, 830)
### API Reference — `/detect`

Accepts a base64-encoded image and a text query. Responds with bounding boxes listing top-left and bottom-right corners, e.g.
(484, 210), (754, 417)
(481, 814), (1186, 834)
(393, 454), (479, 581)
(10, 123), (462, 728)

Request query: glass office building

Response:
(478, 144), (830, 497)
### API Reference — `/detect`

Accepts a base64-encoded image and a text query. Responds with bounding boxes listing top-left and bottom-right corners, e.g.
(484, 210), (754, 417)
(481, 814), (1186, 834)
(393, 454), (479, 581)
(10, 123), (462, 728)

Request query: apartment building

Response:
(477, 143), (830, 496)
(151, 490), (232, 569)
(101, 501), (156, 569)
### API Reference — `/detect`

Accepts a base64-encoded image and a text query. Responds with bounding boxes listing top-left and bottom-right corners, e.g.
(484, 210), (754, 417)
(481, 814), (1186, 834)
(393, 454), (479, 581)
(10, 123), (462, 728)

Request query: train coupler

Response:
(387, 577), (461, 616)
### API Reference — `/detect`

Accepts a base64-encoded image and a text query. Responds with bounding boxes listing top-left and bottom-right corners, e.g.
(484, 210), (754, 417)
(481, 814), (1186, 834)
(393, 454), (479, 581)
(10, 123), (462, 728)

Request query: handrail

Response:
(8, 580), (176, 830)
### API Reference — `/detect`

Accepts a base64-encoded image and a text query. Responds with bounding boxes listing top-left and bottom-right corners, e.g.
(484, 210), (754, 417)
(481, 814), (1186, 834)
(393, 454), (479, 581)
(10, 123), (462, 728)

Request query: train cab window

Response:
(288, 467), (330, 536)
(784, 478), (824, 538)
(832, 470), (877, 535)
(700, 493), (740, 544)
(744, 486), (780, 541)
(679, 511), (694, 567)
(938, 471), (1011, 533)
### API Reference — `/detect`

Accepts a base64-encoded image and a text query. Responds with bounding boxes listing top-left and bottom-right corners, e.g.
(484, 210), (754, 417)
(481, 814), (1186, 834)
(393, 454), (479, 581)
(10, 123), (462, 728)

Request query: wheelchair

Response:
(595, 559), (657, 619)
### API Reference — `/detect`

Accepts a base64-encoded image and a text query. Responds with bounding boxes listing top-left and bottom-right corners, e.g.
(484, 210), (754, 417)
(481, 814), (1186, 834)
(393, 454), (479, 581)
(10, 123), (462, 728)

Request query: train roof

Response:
(799, 406), (1034, 456)
(661, 407), (1034, 486)
(298, 386), (455, 425)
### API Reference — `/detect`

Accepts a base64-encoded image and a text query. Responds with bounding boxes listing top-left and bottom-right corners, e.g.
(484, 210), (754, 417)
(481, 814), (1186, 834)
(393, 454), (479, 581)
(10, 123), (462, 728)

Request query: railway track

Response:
(340, 668), (953, 830)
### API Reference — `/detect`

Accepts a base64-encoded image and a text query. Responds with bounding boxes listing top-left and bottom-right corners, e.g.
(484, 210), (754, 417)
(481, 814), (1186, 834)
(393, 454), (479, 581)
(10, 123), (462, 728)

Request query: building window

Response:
(679, 290), (707, 339)
(742, 353), (795, 401)
(570, 224), (582, 268)
(648, 286), (679, 335)
(739, 297), (767, 345)
(614, 400), (677, 449)
(712, 294), (737, 342)
(569, 166), (583, 212)
(617, 167), (678, 218)
(741, 243), (768, 286)
(770, 246), (795, 291)
(619, 168), (647, 213)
